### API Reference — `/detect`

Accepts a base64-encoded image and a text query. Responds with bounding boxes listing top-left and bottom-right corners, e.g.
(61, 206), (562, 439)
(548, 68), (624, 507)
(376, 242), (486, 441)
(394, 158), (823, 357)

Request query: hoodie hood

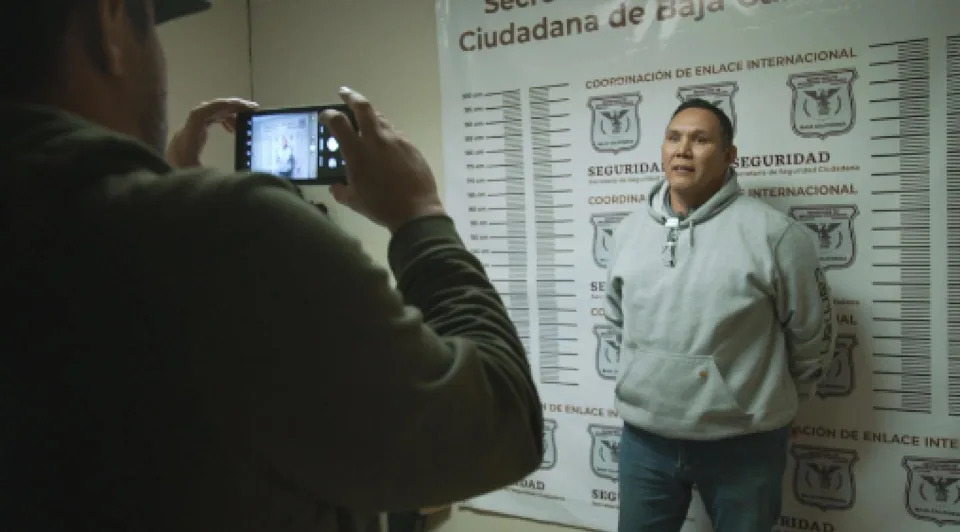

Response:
(0, 103), (170, 180)
(646, 168), (743, 267)
(647, 168), (743, 227)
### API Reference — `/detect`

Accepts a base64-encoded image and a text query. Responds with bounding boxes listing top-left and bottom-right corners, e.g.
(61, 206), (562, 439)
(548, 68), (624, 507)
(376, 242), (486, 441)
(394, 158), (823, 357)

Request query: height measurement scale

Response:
(867, 38), (933, 414)
(461, 90), (532, 355)
(948, 34), (960, 418)
(530, 82), (579, 387)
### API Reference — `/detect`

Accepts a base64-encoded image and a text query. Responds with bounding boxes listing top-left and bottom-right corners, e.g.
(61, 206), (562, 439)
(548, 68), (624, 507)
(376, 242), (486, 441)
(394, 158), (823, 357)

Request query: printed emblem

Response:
(787, 68), (858, 139)
(541, 419), (558, 470)
(588, 424), (621, 481)
(591, 212), (630, 268)
(677, 81), (739, 132)
(791, 445), (859, 511)
(594, 324), (621, 380)
(816, 333), (857, 399)
(788, 205), (859, 270)
(588, 93), (642, 154)
(903, 456), (960, 526)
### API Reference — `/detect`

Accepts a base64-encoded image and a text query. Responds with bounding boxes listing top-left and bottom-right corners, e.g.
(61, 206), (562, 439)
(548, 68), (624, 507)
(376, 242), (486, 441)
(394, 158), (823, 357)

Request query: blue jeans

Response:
(618, 423), (789, 532)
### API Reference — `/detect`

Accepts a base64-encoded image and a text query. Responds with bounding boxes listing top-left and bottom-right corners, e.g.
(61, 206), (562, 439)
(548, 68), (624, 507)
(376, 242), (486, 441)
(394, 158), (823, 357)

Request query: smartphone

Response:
(235, 105), (356, 184)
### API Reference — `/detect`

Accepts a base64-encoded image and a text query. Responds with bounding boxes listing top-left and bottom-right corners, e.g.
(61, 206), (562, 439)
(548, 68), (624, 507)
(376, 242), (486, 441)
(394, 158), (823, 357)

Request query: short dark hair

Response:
(671, 98), (734, 148)
(0, 0), (151, 101)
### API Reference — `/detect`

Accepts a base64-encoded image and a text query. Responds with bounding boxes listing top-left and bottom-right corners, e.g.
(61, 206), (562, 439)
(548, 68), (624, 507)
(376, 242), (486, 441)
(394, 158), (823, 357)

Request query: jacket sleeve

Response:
(189, 178), (543, 512)
(773, 221), (837, 401)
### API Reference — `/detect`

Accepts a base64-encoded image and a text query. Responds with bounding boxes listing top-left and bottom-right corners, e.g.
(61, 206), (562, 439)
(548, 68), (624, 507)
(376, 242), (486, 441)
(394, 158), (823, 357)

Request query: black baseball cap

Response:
(154, 0), (212, 24)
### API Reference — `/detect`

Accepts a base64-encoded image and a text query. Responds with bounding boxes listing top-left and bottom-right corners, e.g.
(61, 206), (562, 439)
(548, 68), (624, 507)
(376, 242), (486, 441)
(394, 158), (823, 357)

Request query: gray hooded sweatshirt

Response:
(605, 170), (836, 440)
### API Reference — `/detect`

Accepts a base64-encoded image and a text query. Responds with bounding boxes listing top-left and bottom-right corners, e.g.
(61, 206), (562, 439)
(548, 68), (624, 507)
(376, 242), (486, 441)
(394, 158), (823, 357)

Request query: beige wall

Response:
(249, 0), (447, 267)
(159, 0), (253, 168)
(163, 1), (577, 530)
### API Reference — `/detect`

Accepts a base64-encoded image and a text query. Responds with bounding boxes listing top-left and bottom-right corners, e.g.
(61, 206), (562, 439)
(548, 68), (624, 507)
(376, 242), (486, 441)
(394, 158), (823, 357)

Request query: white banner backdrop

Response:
(435, 1), (959, 531)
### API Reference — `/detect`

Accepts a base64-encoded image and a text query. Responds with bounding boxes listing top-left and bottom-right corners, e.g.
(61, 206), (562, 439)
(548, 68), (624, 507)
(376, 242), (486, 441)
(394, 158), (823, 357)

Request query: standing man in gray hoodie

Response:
(605, 99), (836, 532)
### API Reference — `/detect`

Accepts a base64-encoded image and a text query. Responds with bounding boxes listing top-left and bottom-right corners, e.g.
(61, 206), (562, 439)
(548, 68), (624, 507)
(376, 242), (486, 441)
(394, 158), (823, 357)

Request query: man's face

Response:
(661, 108), (734, 196)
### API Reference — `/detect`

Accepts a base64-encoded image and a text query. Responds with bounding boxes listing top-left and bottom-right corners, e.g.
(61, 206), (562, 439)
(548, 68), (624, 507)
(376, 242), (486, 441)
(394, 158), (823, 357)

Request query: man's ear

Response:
(93, 0), (132, 77)
(725, 143), (738, 166)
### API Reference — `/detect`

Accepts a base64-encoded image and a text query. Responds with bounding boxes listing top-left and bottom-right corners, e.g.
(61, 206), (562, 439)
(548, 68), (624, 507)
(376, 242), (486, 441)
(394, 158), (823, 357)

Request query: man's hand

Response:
(320, 87), (446, 233)
(166, 98), (258, 168)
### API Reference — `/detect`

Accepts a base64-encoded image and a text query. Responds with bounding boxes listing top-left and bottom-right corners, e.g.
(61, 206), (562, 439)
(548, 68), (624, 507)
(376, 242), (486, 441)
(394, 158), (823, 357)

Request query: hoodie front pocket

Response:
(615, 348), (751, 423)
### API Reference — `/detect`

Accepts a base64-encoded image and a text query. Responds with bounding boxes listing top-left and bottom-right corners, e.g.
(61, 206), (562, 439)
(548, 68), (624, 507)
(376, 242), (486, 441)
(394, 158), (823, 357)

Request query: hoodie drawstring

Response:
(663, 218), (679, 267)
(663, 218), (696, 268)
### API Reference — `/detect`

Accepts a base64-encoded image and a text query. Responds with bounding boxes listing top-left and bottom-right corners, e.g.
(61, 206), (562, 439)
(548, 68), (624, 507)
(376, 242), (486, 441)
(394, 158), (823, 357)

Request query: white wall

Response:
(159, 0), (253, 168)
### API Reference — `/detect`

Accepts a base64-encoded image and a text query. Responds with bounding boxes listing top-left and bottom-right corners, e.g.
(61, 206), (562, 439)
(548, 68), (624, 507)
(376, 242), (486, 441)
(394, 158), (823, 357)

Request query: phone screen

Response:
(235, 105), (353, 184)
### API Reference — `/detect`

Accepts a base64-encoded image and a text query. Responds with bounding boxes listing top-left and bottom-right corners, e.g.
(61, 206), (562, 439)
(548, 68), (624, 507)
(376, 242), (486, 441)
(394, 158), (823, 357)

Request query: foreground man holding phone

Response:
(0, 1), (543, 530)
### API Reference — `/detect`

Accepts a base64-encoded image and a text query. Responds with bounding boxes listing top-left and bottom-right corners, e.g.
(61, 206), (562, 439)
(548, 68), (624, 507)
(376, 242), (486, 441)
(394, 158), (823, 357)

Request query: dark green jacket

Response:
(0, 104), (543, 531)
